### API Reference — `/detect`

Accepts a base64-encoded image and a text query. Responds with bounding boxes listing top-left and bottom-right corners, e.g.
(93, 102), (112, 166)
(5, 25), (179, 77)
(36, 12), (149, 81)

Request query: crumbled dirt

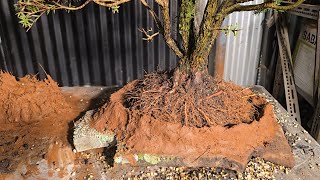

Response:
(91, 72), (294, 171)
(0, 72), (72, 124)
(0, 73), (108, 179)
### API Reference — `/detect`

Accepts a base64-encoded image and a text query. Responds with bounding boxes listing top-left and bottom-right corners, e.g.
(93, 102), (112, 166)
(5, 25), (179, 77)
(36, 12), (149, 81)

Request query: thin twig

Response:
(138, 28), (159, 41)
(192, 145), (211, 163)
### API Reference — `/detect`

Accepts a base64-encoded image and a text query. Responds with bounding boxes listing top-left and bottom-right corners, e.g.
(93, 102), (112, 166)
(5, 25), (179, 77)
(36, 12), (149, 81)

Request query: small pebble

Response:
(309, 164), (314, 169)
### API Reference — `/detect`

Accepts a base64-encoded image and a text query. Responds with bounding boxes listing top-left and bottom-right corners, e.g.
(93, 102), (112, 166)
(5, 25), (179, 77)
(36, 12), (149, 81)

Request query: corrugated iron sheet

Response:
(1, 1), (265, 87)
(223, 0), (265, 86)
(0, 33), (6, 71)
(0, 0), (179, 86)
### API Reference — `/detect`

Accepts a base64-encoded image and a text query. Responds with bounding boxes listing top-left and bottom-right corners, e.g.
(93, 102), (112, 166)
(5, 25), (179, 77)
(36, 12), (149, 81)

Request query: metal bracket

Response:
(283, 1), (320, 20)
(275, 12), (302, 124)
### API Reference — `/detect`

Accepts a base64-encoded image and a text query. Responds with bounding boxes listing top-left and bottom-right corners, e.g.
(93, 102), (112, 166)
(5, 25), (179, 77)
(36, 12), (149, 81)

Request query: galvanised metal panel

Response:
(223, 0), (265, 86)
(0, 0), (179, 86)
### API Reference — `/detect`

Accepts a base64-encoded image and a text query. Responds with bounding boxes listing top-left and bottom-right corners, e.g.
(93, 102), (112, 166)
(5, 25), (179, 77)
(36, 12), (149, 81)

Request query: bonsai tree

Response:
(15, 0), (305, 127)
(14, 0), (304, 171)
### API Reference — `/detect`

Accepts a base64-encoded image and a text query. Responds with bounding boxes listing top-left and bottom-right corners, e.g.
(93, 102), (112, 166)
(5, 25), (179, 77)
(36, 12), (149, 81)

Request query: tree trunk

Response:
(176, 25), (221, 72)
(190, 26), (221, 71)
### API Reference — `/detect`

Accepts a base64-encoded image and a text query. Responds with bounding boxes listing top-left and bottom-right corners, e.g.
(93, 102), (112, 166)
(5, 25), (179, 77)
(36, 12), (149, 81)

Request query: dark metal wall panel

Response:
(0, 1), (179, 86)
(0, 20), (8, 72)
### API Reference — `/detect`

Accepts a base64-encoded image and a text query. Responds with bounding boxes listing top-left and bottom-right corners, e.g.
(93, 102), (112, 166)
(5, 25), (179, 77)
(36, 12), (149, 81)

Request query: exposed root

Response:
(202, 90), (223, 100)
(125, 71), (266, 128)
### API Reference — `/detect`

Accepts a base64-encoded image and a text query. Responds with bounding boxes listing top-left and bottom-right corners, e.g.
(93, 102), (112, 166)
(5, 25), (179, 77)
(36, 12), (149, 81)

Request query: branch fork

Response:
(138, 28), (160, 41)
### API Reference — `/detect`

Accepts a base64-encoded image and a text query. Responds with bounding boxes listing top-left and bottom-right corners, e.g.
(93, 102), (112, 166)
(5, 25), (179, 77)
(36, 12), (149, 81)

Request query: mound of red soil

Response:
(0, 72), (72, 124)
(91, 73), (294, 171)
(0, 75), (98, 177)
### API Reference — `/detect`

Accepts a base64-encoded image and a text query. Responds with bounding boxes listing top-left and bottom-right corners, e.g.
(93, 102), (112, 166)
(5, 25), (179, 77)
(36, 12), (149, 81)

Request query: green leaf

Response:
(275, 0), (283, 6)
(110, 5), (120, 14)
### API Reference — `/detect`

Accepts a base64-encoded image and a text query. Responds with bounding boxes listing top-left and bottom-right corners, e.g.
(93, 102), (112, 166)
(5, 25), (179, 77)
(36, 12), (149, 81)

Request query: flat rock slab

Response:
(73, 110), (115, 152)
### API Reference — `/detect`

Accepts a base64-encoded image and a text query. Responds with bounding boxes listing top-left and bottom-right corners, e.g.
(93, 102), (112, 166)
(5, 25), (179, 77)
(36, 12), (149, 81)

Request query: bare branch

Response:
(154, 0), (184, 58)
(94, 0), (131, 8)
(53, 0), (93, 10)
(228, 0), (305, 14)
(140, 0), (162, 34)
(138, 28), (160, 41)
(15, 0), (132, 29)
(236, 0), (255, 3)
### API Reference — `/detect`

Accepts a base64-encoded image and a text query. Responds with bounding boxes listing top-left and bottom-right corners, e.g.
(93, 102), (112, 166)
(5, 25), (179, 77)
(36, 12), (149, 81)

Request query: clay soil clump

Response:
(0, 72), (99, 178)
(0, 72), (72, 124)
(91, 72), (294, 171)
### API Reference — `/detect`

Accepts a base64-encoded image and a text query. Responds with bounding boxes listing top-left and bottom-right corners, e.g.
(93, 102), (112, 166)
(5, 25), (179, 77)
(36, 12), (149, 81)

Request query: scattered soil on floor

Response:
(0, 73), (110, 178)
(91, 72), (294, 171)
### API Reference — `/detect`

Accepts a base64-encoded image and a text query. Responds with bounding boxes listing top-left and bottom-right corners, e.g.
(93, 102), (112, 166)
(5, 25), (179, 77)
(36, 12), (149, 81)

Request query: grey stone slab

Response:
(73, 110), (115, 152)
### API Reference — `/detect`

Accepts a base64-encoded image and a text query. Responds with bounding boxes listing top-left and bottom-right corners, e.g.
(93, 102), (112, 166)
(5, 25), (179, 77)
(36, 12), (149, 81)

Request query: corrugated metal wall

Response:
(0, 0), (179, 86)
(223, 0), (265, 86)
(0, 32), (6, 71)
(0, 1), (265, 87)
